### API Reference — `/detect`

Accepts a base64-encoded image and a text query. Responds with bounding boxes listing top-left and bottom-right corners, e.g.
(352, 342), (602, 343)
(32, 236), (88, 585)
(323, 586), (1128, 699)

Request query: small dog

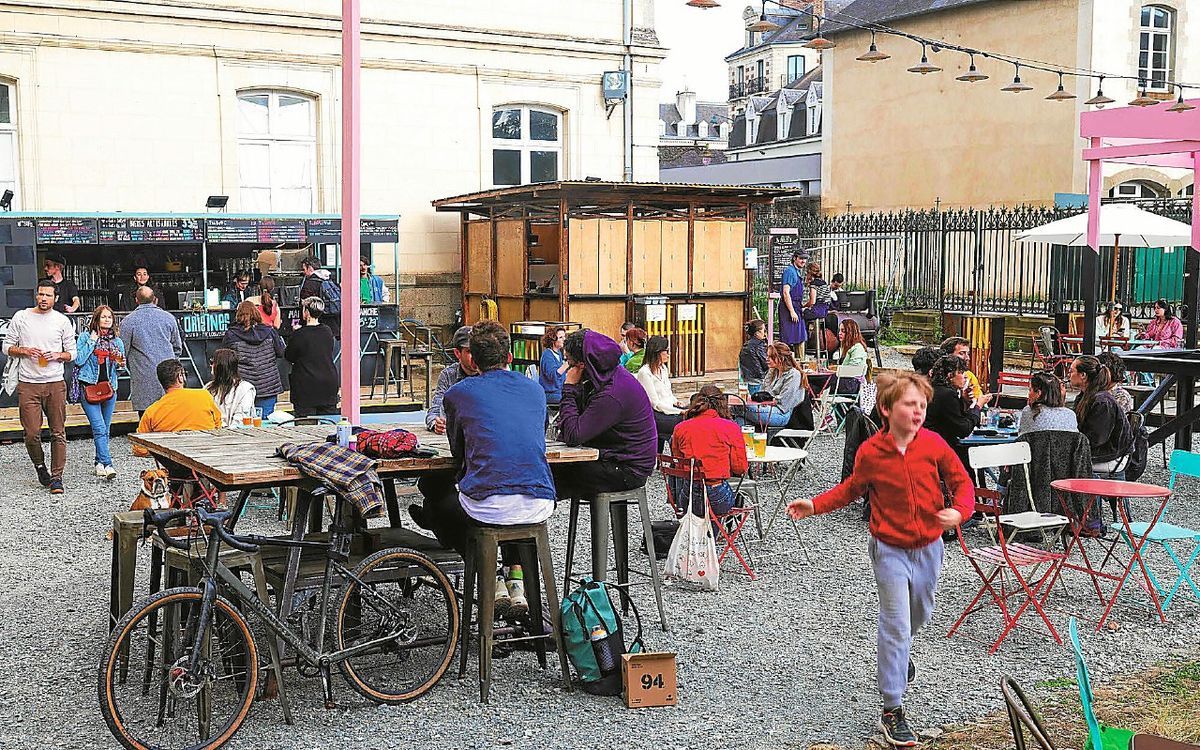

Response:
(129, 468), (172, 512)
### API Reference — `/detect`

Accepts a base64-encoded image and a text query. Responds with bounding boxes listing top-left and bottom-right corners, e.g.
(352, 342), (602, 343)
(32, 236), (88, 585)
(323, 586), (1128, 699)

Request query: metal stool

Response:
(457, 523), (571, 703)
(562, 486), (669, 631)
(109, 510), (144, 631)
(369, 339), (408, 400)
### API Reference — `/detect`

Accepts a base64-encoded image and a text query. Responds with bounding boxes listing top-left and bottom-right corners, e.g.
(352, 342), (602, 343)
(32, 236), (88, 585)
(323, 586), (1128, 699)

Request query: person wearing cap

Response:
(43, 256), (80, 313)
(779, 250), (808, 350)
(1096, 302), (1131, 347)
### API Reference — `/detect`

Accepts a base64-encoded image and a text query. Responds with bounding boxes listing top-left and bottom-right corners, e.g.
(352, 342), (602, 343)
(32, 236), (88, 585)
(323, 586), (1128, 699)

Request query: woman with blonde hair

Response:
(75, 304), (125, 479)
(221, 300), (285, 415)
(744, 342), (810, 429)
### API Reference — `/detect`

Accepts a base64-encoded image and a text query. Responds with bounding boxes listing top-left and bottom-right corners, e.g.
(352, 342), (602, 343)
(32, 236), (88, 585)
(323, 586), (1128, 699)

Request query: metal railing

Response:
(728, 76), (769, 100)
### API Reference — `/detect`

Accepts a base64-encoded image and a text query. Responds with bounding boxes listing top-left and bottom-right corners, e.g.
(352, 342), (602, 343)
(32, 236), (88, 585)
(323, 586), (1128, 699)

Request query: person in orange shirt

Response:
(132, 359), (222, 458)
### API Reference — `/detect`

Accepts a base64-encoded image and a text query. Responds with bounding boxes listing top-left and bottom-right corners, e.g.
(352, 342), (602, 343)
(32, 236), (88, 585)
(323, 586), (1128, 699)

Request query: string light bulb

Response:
(802, 13), (835, 50)
(955, 53), (988, 83)
(1168, 90), (1195, 113)
(1084, 77), (1115, 107)
(907, 43), (941, 75)
(1001, 63), (1032, 93)
(1046, 72), (1076, 101)
(686, 0), (721, 7)
(856, 32), (890, 63)
(1129, 82), (1158, 107)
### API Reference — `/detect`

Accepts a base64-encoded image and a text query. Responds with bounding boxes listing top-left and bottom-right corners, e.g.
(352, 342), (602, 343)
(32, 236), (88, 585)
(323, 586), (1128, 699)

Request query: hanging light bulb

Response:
(856, 31), (890, 62)
(802, 12), (835, 50)
(1046, 72), (1076, 101)
(747, 7), (781, 33)
(1084, 76), (1115, 106)
(686, 0), (721, 7)
(1129, 81), (1158, 107)
(1168, 90), (1196, 113)
(1001, 63), (1032, 93)
(955, 53), (988, 83)
(907, 43), (941, 75)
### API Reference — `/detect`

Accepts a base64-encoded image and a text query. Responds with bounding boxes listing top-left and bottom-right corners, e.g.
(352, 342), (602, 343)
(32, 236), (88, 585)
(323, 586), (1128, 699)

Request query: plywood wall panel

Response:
(660, 220), (688, 293)
(568, 300), (627, 342)
(598, 219), (628, 295)
(568, 219), (600, 295)
(528, 297), (562, 322)
(703, 297), (744, 372)
(631, 220), (663, 294)
(465, 221), (493, 295)
(495, 220), (526, 296)
(497, 297), (524, 328)
(692, 220), (721, 293)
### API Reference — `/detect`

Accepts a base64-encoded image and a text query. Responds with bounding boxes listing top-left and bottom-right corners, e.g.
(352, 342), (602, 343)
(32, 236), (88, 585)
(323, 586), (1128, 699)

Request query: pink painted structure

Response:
(1078, 99), (1200, 353)
(340, 0), (361, 422)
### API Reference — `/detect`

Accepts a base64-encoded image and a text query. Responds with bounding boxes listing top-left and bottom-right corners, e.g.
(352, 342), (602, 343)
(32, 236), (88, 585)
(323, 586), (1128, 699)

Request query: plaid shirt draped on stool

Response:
(276, 442), (385, 518)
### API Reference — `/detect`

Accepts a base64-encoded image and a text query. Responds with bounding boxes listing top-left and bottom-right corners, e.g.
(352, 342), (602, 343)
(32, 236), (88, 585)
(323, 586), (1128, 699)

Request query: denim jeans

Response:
(255, 395), (278, 417)
(81, 394), (116, 467)
(669, 478), (738, 517)
(742, 404), (791, 430)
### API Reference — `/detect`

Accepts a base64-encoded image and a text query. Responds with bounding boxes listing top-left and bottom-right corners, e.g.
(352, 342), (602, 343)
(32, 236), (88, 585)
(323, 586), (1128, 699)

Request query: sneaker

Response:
(493, 573), (511, 619)
(103, 465), (117, 480)
(907, 658), (916, 685)
(35, 465), (51, 487)
(95, 462), (107, 478)
(879, 707), (918, 747)
(506, 565), (528, 618)
(49, 479), (64, 495)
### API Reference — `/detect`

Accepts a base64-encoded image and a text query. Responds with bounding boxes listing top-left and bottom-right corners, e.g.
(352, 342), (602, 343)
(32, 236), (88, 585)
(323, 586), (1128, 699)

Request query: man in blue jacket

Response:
(436, 320), (556, 617)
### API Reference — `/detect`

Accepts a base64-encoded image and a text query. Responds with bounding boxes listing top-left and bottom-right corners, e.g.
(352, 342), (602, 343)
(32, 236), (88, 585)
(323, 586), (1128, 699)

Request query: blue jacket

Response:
(443, 368), (556, 502)
(74, 333), (125, 386)
(118, 303), (184, 410)
(363, 273), (386, 303)
(539, 347), (566, 403)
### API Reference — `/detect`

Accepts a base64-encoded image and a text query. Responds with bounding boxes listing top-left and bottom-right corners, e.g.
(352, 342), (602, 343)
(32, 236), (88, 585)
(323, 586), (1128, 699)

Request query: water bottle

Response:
(336, 418), (352, 449)
(589, 624), (617, 675)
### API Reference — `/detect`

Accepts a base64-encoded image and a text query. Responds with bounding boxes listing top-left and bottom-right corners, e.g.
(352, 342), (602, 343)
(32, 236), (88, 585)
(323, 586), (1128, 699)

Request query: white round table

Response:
(745, 446), (809, 547)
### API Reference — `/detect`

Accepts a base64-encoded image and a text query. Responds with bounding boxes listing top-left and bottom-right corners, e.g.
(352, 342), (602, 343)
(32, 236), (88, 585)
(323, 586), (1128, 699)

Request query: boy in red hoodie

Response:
(788, 372), (974, 747)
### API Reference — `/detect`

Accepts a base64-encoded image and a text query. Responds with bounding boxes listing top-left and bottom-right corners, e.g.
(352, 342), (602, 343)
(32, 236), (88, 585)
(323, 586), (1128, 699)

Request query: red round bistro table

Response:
(1051, 478), (1173, 631)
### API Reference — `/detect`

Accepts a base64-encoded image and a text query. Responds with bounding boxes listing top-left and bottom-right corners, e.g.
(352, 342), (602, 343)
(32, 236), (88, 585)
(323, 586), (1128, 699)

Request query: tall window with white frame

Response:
(1139, 5), (1174, 92)
(786, 55), (805, 85)
(491, 106), (561, 187)
(237, 91), (317, 213)
(0, 81), (18, 209)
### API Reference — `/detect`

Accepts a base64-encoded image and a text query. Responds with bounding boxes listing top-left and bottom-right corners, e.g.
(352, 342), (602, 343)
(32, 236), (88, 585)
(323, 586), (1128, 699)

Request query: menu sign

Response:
(98, 218), (202, 244)
(258, 219), (306, 243)
(768, 228), (801, 288)
(305, 219), (399, 244)
(36, 219), (98, 245)
(204, 218), (259, 243)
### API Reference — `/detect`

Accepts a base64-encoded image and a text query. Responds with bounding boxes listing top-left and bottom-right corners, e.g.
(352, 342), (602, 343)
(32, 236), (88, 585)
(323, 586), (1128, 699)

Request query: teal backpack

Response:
(560, 578), (644, 695)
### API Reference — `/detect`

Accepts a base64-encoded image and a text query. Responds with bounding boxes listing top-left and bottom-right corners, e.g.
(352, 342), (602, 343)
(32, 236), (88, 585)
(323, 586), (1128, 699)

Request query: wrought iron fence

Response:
(752, 199), (1194, 322)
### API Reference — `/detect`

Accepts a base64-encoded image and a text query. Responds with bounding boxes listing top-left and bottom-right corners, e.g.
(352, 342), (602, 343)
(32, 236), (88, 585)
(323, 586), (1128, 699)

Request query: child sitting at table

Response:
(788, 372), (974, 747)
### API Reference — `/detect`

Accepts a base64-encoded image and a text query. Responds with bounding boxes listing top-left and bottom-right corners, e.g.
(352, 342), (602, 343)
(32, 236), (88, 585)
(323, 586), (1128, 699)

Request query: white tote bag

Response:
(664, 469), (720, 591)
(2, 356), (18, 397)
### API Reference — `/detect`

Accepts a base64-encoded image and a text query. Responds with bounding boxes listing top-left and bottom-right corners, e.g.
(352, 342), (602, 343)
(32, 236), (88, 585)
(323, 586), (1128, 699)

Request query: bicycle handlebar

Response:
(143, 504), (260, 555)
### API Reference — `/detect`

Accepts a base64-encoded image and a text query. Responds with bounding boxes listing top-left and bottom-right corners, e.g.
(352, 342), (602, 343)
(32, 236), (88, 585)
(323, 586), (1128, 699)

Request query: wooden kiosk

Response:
(433, 181), (794, 373)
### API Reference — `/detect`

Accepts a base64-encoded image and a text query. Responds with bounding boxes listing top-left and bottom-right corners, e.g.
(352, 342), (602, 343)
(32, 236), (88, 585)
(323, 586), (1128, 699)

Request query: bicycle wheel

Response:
(98, 587), (258, 750)
(335, 547), (459, 703)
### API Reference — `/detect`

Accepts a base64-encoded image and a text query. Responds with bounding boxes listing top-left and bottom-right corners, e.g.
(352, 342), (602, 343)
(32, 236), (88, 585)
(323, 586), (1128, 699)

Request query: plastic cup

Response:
(242, 415), (253, 426)
(252, 407), (263, 428)
(742, 425), (755, 450)
(753, 432), (767, 457)
(38, 354), (49, 367)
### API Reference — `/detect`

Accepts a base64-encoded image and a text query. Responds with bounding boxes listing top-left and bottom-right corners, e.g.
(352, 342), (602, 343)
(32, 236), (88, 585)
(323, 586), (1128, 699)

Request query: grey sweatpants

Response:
(870, 535), (944, 710)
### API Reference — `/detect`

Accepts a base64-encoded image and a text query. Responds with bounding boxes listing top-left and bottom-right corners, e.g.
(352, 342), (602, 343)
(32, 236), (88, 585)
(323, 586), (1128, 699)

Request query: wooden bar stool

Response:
(457, 523), (571, 703)
(562, 487), (669, 632)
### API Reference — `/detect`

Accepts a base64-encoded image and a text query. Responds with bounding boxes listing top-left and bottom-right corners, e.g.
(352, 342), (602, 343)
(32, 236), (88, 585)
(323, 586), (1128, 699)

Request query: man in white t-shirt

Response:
(3, 279), (77, 493)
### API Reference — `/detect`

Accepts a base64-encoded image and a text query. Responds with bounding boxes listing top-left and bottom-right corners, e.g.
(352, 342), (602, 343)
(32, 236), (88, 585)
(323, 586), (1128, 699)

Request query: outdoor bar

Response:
(433, 181), (795, 375)
(0, 213), (402, 406)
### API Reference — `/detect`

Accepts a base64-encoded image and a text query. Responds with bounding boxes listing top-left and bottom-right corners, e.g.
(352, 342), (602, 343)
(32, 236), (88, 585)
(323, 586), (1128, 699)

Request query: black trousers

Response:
(552, 459), (648, 500)
(652, 411), (683, 452)
(415, 471), (521, 566)
(293, 403), (337, 418)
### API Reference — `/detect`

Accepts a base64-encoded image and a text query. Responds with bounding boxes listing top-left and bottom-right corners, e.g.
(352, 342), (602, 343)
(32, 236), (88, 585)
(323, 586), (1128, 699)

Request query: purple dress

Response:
(779, 265), (807, 345)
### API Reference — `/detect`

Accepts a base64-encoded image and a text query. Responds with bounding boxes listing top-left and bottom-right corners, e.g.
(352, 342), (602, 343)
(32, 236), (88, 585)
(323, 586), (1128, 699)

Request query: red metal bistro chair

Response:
(947, 484), (1067, 653)
(658, 454), (757, 580)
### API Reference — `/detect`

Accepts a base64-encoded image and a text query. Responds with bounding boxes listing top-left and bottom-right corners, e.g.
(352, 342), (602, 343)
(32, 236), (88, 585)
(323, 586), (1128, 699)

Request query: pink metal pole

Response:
(1193, 150), (1200, 252)
(1086, 137), (1102, 252)
(340, 0), (361, 422)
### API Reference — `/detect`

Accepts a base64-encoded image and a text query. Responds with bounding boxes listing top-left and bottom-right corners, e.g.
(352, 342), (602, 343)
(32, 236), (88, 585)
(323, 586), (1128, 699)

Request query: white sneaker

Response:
(103, 465), (117, 480)
(493, 573), (511, 618)
(94, 463), (106, 477)
(506, 566), (528, 618)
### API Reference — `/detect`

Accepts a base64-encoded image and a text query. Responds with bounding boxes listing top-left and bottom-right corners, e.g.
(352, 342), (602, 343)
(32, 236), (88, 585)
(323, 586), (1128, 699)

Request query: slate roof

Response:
(784, 65), (823, 93)
(659, 101), (731, 140)
(822, 0), (999, 36)
(725, 7), (815, 60)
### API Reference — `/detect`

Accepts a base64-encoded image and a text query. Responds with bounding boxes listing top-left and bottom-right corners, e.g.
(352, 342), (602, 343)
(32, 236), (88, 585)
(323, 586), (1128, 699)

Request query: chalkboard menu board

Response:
(258, 219), (306, 243)
(98, 217), (202, 244)
(305, 219), (399, 244)
(203, 218), (259, 243)
(36, 219), (98, 245)
(768, 229), (802, 288)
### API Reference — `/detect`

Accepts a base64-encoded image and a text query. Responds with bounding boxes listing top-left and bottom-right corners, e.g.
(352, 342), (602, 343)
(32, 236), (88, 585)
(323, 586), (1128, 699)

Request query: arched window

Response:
(237, 91), (317, 212)
(1180, 184), (1194, 198)
(491, 106), (562, 186)
(1139, 5), (1175, 91)
(1109, 180), (1167, 199)
(0, 80), (17, 209)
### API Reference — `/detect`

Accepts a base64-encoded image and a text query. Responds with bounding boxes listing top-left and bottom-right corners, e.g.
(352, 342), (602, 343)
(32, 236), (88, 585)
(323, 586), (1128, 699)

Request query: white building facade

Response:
(0, 0), (664, 310)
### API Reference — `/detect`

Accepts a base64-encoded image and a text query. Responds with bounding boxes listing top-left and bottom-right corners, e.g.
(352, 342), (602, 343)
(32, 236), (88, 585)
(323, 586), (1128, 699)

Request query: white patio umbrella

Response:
(1015, 203), (1194, 302)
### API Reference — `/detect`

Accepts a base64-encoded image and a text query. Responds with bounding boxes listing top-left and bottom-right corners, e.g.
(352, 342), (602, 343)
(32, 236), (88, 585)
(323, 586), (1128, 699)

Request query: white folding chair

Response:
(812, 362), (866, 439)
(968, 443), (1069, 550)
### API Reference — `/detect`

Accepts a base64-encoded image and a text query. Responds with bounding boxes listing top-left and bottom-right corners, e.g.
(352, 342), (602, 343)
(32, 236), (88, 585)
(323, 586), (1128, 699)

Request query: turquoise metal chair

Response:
(1108, 450), (1200, 609)
(1069, 618), (1135, 750)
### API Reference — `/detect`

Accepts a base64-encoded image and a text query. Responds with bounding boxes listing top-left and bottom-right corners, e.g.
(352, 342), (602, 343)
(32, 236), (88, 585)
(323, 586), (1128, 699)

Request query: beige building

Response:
(820, 0), (1198, 212)
(0, 0), (664, 320)
(727, 0), (825, 116)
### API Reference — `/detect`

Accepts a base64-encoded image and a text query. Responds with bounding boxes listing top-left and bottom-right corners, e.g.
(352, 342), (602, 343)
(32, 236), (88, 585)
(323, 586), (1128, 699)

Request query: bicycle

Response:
(98, 493), (460, 750)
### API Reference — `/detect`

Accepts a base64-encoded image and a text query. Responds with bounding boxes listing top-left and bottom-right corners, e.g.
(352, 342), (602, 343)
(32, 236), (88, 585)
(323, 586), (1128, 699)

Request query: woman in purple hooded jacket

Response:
(555, 330), (658, 497)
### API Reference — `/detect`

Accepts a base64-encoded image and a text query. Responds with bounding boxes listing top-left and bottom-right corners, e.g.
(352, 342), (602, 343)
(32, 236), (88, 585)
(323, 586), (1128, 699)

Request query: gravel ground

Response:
(3, 365), (1199, 749)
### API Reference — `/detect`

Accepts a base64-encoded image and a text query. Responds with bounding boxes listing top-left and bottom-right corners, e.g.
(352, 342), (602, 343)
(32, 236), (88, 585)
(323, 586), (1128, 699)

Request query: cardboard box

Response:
(621, 652), (677, 708)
